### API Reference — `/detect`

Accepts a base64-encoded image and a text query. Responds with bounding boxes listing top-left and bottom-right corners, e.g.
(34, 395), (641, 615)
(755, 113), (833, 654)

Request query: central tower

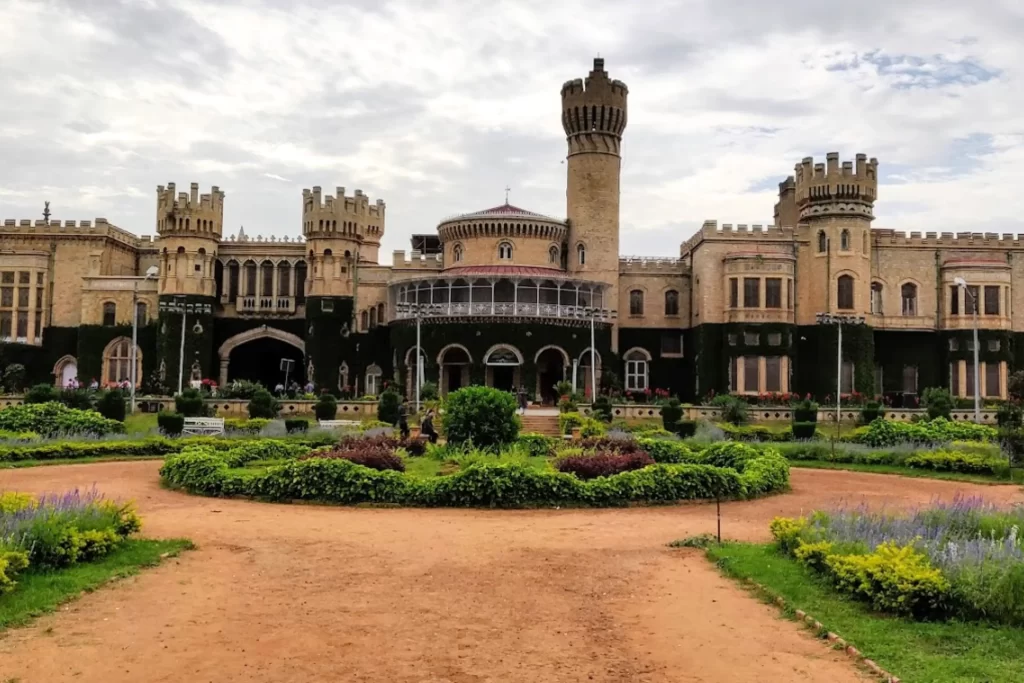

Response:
(562, 58), (628, 318)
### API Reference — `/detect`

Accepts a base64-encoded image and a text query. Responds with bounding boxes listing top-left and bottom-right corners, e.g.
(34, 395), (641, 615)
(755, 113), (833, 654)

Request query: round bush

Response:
(660, 398), (683, 431)
(377, 388), (401, 425)
(247, 388), (280, 419)
(0, 402), (122, 437)
(441, 386), (519, 448)
(700, 441), (760, 471)
(285, 418), (309, 433)
(314, 393), (337, 420)
(791, 422), (818, 440)
(23, 384), (60, 404)
(157, 412), (185, 436)
(174, 388), (208, 417)
(95, 388), (127, 422)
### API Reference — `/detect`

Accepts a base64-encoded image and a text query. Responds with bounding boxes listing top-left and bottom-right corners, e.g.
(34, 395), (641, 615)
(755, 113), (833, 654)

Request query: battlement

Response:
(0, 217), (145, 248)
(619, 256), (688, 274)
(156, 182), (224, 237)
(561, 58), (628, 143)
(391, 250), (443, 269)
(870, 228), (1024, 249)
(679, 220), (796, 257)
(794, 152), (878, 221)
(303, 186), (385, 243)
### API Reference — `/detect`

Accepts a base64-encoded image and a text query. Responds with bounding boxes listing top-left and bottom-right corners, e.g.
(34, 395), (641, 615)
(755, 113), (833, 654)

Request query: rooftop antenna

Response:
(42, 201), (50, 223)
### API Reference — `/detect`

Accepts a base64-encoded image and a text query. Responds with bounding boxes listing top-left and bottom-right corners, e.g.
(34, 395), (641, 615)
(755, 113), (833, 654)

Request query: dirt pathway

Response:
(0, 463), (1020, 682)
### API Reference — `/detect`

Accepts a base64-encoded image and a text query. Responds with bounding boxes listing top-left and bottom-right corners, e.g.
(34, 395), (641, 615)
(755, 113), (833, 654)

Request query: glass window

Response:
(102, 302), (116, 326)
(135, 302), (147, 325)
(577, 243), (586, 265)
(0, 287), (11, 307)
(765, 357), (782, 392)
(35, 287), (43, 309)
(33, 311), (41, 338)
(837, 275), (854, 310)
(278, 263), (291, 296)
(18, 271), (29, 284)
(361, 310), (368, 330)
(261, 261), (274, 295)
(629, 290), (644, 315)
(17, 287), (28, 308)
(729, 356), (738, 392)
(36, 272), (44, 285)
(951, 362), (960, 395)
(729, 278), (738, 308)
(767, 332), (782, 346)
(105, 338), (134, 384)
(664, 290), (679, 316)
(902, 366), (918, 394)
(901, 283), (917, 316)
(321, 299), (334, 313)
(0, 272), (12, 284)
(787, 279), (793, 309)
(743, 278), (759, 308)
(965, 285), (979, 315)
(840, 230), (850, 250)
(727, 334), (738, 346)
(765, 278), (782, 309)
(949, 285), (959, 315)
(244, 261), (257, 296)
(366, 365), (383, 396)
(985, 363), (1001, 398)
(498, 242), (513, 260)
(0, 311), (9, 338)
(840, 361), (854, 394)
(548, 246), (558, 264)
(660, 333), (682, 355)
(874, 365), (883, 394)
(871, 282), (883, 314)
(16, 311), (27, 337)
(744, 331), (759, 346)
(966, 362), (976, 397)
(743, 356), (760, 393)
(988, 339), (1001, 352)
(817, 231), (826, 253)
(985, 286), (1000, 315)
(625, 350), (648, 391)
(453, 245), (463, 262)
(949, 338), (959, 351)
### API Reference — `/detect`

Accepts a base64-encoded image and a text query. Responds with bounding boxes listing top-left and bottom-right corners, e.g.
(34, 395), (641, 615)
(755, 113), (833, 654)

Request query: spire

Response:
(237, 225), (247, 241)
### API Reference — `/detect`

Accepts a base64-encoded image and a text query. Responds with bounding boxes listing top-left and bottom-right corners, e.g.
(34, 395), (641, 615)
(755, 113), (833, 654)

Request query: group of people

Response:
(272, 380), (316, 396)
(65, 378), (123, 391)
(395, 399), (439, 444)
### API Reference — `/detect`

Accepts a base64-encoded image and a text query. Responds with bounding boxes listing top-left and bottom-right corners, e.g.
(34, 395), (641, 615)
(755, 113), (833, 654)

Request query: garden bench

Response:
(318, 419), (362, 430)
(182, 417), (225, 436)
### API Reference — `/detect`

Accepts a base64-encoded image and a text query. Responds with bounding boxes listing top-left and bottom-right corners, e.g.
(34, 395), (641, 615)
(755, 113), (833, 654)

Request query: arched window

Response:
(840, 229), (850, 251)
(102, 302), (116, 326)
(360, 310), (369, 330)
(498, 242), (513, 260)
(870, 282), (883, 314)
(135, 302), (147, 326)
(624, 349), (650, 391)
(817, 231), (827, 253)
(577, 243), (586, 265)
(324, 248), (333, 257)
(837, 275), (854, 310)
(102, 337), (141, 386)
(901, 283), (918, 316)
(243, 260), (257, 296)
(549, 246), (559, 264)
(369, 306), (378, 328)
(261, 260), (274, 296)
(664, 290), (679, 316)
(629, 290), (644, 316)
(453, 244), (463, 262)
(365, 364), (383, 396)
(278, 261), (291, 296)
(863, 231), (869, 253)
(377, 302), (385, 324)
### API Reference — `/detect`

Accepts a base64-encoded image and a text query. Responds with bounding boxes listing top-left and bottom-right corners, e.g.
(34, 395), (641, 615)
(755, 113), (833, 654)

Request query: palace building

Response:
(1, 58), (1020, 404)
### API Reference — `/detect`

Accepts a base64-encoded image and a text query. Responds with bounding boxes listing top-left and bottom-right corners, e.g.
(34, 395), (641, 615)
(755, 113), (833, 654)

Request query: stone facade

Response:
(0, 57), (1018, 403)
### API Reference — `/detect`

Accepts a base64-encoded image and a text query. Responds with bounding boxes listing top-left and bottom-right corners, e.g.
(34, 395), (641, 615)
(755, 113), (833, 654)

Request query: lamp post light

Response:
(815, 312), (866, 435)
(582, 306), (617, 401)
(129, 266), (160, 413)
(954, 277), (981, 422)
(158, 297), (212, 395)
(396, 301), (441, 413)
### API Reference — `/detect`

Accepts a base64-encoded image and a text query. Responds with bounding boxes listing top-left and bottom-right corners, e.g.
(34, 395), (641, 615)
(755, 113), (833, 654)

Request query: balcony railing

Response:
(235, 296), (296, 314)
(394, 301), (616, 322)
(725, 309), (795, 324)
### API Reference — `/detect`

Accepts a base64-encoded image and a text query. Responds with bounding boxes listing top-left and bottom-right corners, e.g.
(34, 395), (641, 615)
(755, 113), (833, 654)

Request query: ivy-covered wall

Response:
(77, 324), (158, 384)
(692, 323), (796, 398)
(157, 295), (216, 389)
(304, 296), (393, 394)
(617, 327), (693, 399)
(793, 324), (874, 397)
(389, 319), (612, 399)
(1, 327), (79, 386)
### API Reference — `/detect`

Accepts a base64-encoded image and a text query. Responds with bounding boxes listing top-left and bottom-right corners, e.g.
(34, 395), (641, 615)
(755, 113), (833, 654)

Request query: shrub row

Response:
(161, 447), (790, 507)
(849, 417), (998, 447)
(771, 441), (1008, 476)
(0, 402), (124, 437)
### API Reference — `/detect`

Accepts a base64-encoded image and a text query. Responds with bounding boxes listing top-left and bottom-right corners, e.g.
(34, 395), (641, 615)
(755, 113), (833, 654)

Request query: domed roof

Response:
(441, 202), (564, 224)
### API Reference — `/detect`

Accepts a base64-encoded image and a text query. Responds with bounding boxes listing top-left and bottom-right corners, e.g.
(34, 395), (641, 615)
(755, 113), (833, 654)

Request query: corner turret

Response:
(561, 57), (628, 157)
(794, 153), (878, 222)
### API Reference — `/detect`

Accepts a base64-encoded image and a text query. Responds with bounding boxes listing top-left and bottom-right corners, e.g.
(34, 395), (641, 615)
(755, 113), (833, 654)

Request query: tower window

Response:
(102, 302), (116, 326)
(837, 275), (854, 310)
(549, 246), (559, 264)
(498, 242), (513, 260)
(871, 282), (883, 314)
(901, 283), (918, 316)
(577, 243), (586, 265)
(629, 290), (644, 316)
(664, 290), (679, 316)
(817, 231), (827, 253)
(840, 229), (850, 251)
(453, 244), (463, 262)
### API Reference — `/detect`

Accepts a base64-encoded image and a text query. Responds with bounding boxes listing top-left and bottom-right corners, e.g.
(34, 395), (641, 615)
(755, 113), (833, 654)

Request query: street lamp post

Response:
(816, 313), (866, 436)
(583, 306), (617, 401)
(396, 301), (439, 413)
(158, 298), (212, 395)
(954, 277), (981, 422)
(129, 266), (159, 414)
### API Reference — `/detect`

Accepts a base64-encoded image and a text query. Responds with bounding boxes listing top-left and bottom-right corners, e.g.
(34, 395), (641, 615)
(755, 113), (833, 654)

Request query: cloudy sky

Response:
(1, 0), (1022, 260)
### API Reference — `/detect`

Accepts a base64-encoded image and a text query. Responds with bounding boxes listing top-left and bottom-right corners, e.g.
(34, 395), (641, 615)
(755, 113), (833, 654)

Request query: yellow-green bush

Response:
(0, 549), (30, 594)
(769, 516), (809, 553)
(0, 491), (35, 513)
(825, 542), (950, 618)
(793, 540), (834, 573)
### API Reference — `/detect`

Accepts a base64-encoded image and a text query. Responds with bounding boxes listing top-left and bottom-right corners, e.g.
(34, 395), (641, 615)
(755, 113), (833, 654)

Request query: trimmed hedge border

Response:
(159, 446), (790, 508)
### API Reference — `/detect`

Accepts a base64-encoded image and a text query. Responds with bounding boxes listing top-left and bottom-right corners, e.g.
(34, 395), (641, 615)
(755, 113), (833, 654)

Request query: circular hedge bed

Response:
(159, 440), (790, 508)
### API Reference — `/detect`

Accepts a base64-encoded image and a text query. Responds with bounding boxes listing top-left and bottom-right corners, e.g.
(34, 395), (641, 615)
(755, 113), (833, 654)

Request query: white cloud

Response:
(0, 0), (1022, 257)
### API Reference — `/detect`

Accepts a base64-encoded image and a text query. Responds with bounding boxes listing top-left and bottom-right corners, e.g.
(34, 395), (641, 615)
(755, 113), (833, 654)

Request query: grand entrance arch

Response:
(534, 346), (569, 405)
(218, 326), (306, 387)
(483, 344), (523, 393)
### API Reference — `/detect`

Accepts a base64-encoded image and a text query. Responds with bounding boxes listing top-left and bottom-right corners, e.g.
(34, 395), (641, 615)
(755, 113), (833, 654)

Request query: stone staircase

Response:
(520, 410), (561, 436)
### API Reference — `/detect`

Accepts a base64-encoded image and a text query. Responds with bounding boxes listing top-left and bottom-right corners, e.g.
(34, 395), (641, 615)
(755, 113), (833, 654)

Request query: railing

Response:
(235, 296), (295, 314)
(394, 301), (615, 321)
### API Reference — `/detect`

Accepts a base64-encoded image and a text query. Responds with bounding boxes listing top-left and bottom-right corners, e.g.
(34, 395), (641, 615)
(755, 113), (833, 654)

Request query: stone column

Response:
(219, 358), (229, 387)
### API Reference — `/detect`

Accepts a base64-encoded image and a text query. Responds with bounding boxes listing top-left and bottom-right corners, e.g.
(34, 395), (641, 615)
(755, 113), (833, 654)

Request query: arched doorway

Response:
(484, 344), (523, 393)
(437, 344), (471, 395)
(218, 326), (306, 388)
(535, 346), (568, 405)
(53, 355), (77, 388)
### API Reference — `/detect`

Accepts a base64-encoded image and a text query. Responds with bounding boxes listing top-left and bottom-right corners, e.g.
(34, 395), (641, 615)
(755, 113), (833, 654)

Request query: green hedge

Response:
(771, 442), (1008, 476)
(160, 445), (790, 508)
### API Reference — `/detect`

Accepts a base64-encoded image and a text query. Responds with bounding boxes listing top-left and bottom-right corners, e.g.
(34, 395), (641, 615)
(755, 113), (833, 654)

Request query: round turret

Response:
(155, 182), (223, 297)
(560, 57), (628, 157)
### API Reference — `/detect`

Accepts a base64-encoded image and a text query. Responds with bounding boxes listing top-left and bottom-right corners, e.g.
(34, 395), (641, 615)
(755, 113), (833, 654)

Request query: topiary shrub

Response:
(314, 393), (337, 420)
(700, 441), (760, 471)
(579, 417), (607, 438)
(175, 388), (209, 417)
(441, 386), (519, 448)
(247, 388), (280, 419)
(2, 363), (26, 393)
(517, 433), (557, 458)
(377, 388), (401, 425)
(922, 387), (954, 420)
(554, 451), (655, 480)
(660, 398), (683, 432)
(559, 412), (583, 435)
(675, 420), (697, 437)
(285, 418), (309, 433)
(23, 384), (60, 404)
(95, 388), (126, 422)
(0, 402), (121, 437)
(861, 401), (883, 425)
(791, 422), (818, 440)
(710, 394), (748, 425)
(591, 395), (613, 423)
(997, 403), (1022, 428)
(792, 398), (819, 423)
(59, 389), (94, 410)
(157, 412), (185, 436)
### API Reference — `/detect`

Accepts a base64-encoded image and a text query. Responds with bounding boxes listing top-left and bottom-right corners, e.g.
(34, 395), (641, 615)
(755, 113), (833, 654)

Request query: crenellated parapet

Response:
(680, 220), (794, 257)
(302, 186), (385, 246)
(871, 228), (1024, 249)
(156, 182), (224, 237)
(618, 256), (688, 274)
(561, 57), (628, 157)
(1, 217), (143, 248)
(794, 152), (878, 222)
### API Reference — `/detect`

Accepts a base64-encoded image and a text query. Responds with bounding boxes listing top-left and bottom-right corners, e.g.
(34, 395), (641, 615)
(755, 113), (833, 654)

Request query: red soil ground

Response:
(0, 463), (1021, 683)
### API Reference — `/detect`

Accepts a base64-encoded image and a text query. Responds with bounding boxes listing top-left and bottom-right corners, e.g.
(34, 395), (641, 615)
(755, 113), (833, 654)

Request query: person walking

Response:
(397, 398), (410, 439)
(421, 408), (438, 444)
(517, 385), (528, 414)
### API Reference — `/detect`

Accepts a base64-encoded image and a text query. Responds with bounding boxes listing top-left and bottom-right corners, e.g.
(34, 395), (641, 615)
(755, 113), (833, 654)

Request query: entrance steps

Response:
(520, 410), (561, 436)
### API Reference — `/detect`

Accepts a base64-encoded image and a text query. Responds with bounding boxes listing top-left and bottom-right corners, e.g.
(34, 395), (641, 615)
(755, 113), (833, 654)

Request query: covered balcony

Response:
(390, 266), (614, 323)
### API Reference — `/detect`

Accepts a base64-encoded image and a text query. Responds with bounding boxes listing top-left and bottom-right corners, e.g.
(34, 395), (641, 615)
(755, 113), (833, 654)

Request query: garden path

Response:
(1, 464), (1021, 683)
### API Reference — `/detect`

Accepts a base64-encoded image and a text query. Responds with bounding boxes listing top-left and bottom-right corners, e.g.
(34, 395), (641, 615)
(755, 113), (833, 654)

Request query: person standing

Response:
(517, 385), (528, 414)
(421, 408), (438, 444)
(398, 398), (410, 439)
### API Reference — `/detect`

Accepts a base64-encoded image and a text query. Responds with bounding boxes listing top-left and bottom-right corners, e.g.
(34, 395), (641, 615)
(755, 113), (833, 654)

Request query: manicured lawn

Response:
(788, 459), (1024, 485)
(0, 538), (194, 630)
(403, 454), (551, 478)
(706, 542), (1024, 683)
(124, 412), (159, 435)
